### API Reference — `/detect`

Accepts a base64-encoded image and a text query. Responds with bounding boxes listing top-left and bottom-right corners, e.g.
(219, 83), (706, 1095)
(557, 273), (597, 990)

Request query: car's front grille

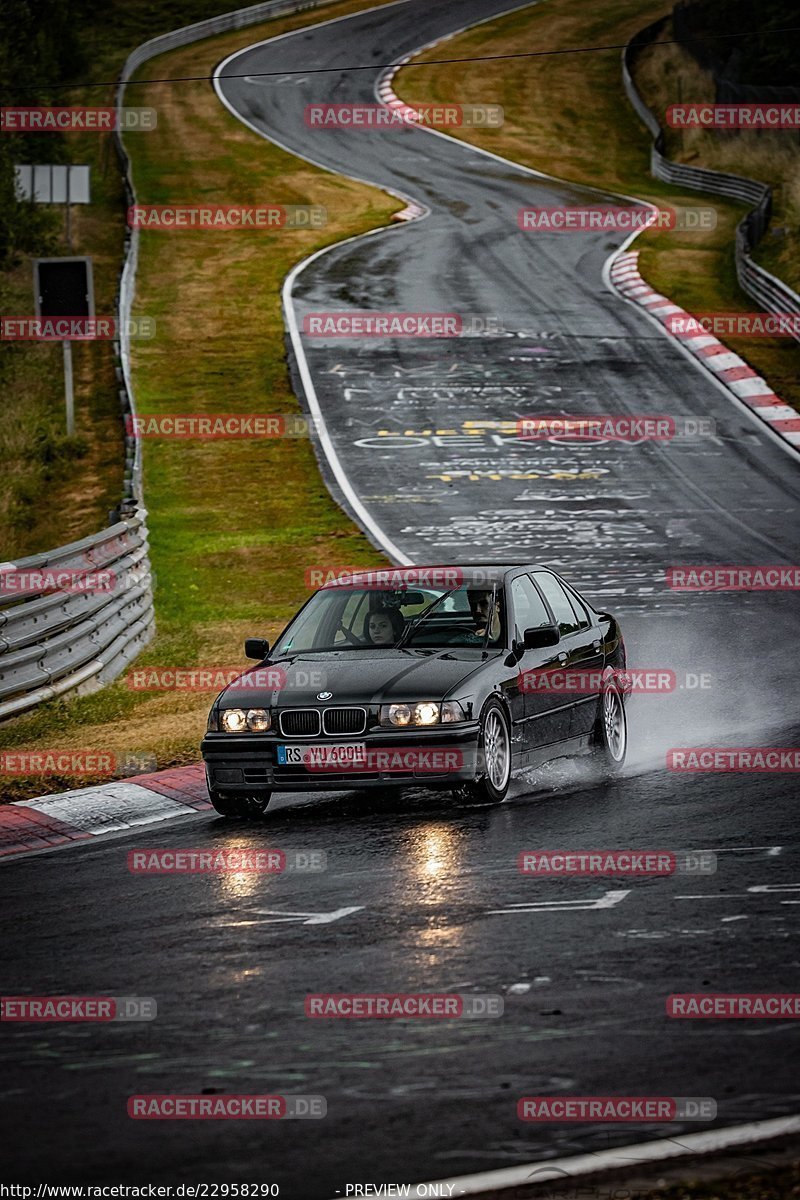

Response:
(277, 707), (368, 737)
(278, 709), (321, 737)
(322, 707), (367, 736)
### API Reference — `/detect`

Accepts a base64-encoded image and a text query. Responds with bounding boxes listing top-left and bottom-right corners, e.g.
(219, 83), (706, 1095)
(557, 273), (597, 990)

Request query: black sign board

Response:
(33, 256), (94, 317)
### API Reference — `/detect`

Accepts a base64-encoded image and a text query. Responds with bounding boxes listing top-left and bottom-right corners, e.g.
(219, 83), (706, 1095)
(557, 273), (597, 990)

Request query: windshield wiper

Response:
(396, 590), (455, 649)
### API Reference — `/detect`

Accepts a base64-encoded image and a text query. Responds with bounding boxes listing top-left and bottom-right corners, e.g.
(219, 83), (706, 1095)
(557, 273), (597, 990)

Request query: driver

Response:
(366, 606), (404, 646)
(465, 588), (502, 643)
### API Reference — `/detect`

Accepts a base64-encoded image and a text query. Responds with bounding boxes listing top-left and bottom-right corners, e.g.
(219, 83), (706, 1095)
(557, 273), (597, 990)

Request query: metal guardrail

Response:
(3, 0), (342, 722)
(0, 516), (154, 719)
(622, 18), (800, 343)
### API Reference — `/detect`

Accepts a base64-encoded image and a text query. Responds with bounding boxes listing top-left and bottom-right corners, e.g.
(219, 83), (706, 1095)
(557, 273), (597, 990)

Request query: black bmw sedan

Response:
(201, 564), (628, 817)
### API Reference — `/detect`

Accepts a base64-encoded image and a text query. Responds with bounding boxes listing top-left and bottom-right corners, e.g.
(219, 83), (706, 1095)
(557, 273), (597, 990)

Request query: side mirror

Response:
(244, 637), (270, 661)
(523, 624), (560, 650)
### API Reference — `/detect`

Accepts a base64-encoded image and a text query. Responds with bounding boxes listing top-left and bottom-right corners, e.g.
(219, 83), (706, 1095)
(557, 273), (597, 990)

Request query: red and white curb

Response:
(0, 764), (210, 861)
(610, 251), (800, 452)
(376, 56), (427, 222)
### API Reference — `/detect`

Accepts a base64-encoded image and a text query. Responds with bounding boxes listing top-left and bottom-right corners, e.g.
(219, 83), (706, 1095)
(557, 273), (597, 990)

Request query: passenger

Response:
(366, 606), (404, 646)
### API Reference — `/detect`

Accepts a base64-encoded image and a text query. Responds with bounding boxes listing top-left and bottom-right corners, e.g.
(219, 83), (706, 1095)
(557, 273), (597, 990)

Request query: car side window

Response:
(530, 572), (581, 636)
(562, 584), (592, 630)
(511, 576), (551, 641)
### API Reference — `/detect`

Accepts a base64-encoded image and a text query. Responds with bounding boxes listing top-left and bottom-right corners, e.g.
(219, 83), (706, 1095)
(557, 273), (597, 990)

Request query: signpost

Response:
(33, 257), (95, 436)
(15, 164), (90, 250)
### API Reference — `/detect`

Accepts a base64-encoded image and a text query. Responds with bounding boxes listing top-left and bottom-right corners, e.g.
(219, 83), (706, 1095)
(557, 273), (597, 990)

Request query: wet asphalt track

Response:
(2, 0), (800, 1192)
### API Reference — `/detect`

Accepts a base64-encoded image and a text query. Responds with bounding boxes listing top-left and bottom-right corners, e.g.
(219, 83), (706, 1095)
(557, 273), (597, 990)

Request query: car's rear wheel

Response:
(453, 699), (511, 806)
(593, 679), (627, 771)
(209, 791), (272, 818)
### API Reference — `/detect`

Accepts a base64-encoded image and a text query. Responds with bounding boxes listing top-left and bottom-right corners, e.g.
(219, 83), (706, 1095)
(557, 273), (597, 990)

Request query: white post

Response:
(65, 165), (72, 251)
(63, 339), (75, 435)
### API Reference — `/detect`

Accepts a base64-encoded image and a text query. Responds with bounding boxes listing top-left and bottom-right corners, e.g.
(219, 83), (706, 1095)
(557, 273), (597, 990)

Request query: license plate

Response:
(277, 742), (367, 767)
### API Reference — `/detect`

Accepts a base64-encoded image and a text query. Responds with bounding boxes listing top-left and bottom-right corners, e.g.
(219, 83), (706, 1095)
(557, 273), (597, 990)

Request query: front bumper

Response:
(201, 723), (481, 793)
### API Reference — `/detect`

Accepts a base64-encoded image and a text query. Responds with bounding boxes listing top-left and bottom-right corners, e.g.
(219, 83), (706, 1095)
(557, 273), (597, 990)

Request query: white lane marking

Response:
(507, 982), (531, 994)
(675, 894), (767, 902)
(720, 915), (748, 922)
(748, 884), (800, 893)
(218, 906), (363, 926)
(388, 1114), (800, 1199)
(488, 890), (629, 915)
(674, 846), (786, 854)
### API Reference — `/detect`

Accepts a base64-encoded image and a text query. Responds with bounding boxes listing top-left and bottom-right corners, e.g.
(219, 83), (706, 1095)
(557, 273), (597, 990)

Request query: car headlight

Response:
(246, 708), (271, 732)
(220, 708), (271, 733)
(379, 701), (466, 727)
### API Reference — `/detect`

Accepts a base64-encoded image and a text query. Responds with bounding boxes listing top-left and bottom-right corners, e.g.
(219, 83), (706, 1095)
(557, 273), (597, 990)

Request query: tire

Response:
(453, 699), (511, 806)
(593, 679), (627, 771)
(209, 791), (272, 819)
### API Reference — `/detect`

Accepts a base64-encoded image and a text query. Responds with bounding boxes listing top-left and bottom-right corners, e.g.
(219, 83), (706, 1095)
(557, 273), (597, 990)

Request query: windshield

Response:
(275, 584), (505, 654)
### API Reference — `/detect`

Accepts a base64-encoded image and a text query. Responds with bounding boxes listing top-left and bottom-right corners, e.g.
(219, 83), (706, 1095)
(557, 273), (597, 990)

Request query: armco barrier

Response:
(0, 515), (153, 719)
(623, 18), (800, 344)
(2, 0), (342, 723)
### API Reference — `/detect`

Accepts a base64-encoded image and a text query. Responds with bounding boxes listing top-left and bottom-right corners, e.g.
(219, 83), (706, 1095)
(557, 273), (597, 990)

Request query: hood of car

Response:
(218, 647), (498, 708)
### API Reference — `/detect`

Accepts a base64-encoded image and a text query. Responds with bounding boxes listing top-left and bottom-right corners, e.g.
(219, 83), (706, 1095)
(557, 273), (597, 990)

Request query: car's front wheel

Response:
(209, 791), (272, 819)
(593, 678), (627, 771)
(453, 699), (511, 806)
